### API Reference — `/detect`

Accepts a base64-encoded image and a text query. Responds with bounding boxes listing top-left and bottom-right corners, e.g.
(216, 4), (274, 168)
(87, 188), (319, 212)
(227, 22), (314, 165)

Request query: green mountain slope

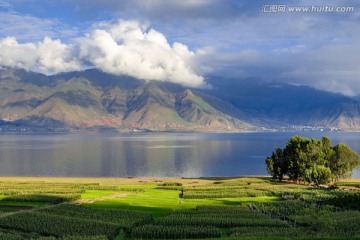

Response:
(3, 67), (360, 131)
(0, 67), (253, 132)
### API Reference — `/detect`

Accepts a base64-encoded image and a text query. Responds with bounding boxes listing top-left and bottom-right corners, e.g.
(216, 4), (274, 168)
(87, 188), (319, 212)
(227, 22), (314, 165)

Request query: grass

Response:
(85, 189), (281, 217)
(86, 189), (188, 217)
(81, 190), (120, 200)
(0, 177), (358, 239)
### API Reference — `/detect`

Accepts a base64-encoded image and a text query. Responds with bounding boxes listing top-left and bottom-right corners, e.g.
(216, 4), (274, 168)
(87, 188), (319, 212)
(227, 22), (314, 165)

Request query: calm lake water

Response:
(0, 132), (359, 178)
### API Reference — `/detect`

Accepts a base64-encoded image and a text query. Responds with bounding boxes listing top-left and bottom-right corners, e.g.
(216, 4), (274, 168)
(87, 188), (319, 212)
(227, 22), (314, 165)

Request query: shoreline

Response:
(0, 176), (358, 181)
(0, 176), (271, 180)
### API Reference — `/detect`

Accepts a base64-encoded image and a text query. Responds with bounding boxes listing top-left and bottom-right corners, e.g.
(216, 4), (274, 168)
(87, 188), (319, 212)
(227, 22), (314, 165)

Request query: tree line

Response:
(266, 136), (360, 185)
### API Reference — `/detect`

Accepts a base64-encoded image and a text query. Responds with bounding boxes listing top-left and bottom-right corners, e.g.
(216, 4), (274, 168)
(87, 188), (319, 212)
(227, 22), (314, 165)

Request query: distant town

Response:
(0, 123), (343, 134)
(261, 125), (343, 132)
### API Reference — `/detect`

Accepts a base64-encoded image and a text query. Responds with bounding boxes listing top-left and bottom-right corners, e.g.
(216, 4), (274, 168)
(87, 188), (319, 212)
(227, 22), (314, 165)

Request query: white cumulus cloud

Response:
(37, 37), (81, 73)
(0, 19), (205, 87)
(78, 20), (205, 87)
(0, 37), (81, 73)
(0, 37), (37, 69)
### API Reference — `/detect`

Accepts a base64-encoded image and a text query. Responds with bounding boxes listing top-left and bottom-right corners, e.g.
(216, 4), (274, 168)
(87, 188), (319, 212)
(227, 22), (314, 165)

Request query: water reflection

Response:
(0, 132), (358, 178)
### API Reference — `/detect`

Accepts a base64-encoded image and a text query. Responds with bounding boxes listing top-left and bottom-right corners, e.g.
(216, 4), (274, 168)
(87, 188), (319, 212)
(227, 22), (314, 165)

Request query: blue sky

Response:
(0, 0), (360, 95)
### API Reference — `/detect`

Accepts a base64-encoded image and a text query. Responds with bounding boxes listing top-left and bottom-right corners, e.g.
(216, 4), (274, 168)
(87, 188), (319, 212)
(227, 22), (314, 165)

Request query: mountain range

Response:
(1, 67), (360, 132)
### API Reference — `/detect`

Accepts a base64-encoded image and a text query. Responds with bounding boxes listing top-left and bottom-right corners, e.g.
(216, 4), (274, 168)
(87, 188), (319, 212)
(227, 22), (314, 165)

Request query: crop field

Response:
(0, 177), (358, 239)
(336, 181), (360, 188)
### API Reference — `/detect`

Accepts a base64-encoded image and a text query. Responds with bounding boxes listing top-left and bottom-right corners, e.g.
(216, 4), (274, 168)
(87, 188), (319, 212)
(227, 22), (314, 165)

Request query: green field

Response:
(0, 177), (358, 239)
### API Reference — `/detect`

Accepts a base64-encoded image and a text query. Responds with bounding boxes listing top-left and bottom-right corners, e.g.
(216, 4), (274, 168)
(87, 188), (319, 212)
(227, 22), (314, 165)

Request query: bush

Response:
(293, 192), (302, 199)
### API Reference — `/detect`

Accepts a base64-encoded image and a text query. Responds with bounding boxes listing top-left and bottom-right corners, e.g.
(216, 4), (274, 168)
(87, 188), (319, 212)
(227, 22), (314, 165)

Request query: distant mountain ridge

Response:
(1, 67), (360, 132)
(203, 77), (360, 130)
(0, 68), (253, 131)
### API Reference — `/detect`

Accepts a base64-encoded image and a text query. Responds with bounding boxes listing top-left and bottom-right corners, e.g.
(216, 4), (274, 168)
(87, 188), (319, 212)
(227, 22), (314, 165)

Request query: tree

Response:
(266, 147), (287, 180)
(285, 136), (312, 182)
(305, 165), (332, 186)
(321, 136), (335, 166)
(265, 136), (360, 185)
(330, 144), (360, 182)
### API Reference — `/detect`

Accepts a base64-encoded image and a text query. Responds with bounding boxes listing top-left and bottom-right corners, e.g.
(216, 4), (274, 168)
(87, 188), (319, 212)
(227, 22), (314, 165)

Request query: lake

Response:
(0, 132), (359, 178)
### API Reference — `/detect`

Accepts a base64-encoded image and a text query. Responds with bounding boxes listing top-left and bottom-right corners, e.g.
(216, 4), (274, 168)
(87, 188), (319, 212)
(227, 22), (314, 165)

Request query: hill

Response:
(0, 68), (253, 132)
(1, 67), (360, 131)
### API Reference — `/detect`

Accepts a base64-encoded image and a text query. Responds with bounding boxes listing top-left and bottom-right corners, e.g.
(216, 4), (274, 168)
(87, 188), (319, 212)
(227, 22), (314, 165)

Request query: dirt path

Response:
(76, 192), (128, 204)
(0, 201), (68, 218)
(338, 186), (360, 191)
(0, 192), (128, 218)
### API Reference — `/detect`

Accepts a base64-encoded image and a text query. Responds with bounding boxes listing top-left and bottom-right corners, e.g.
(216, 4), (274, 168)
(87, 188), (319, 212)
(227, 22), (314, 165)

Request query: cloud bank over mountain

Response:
(0, 36), (81, 72)
(0, 20), (205, 87)
(1, 0), (360, 95)
(78, 20), (204, 87)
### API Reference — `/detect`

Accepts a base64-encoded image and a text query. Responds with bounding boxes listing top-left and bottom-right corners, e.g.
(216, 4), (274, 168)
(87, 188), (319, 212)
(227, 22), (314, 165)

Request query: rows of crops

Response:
(0, 212), (120, 238)
(253, 199), (360, 237)
(336, 181), (360, 188)
(0, 177), (359, 239)
(0, 181), (139, 195)
(0, 181), (143, 204)
(132, 205), (294, 239)
(251, 200), (323, 219)
(156, 213), (288, 228)
(132, 225), (221, 239)
(280, 188), (360, 211)
(40, 204), (153, 229)
(0, 231), (109, 240)
(3, 194), (81, 204)
(0, 204), (153, 239)
(180, 178), (313, 199)
(0, 231), (27, 240)
(0, 181), (93, 204)
(321, 191), (360, 210)
(182, 188), (271, 198)
(0, 182), (90, 195)
(230, 226), (303, 238)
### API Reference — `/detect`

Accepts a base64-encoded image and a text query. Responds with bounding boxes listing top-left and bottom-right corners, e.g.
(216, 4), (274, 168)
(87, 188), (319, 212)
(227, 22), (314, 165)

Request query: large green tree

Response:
(266, 136), (360, 185)
(266, 147), (287, 180)
(304, 165), (332, 185)
(330, 144), (360, 182)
